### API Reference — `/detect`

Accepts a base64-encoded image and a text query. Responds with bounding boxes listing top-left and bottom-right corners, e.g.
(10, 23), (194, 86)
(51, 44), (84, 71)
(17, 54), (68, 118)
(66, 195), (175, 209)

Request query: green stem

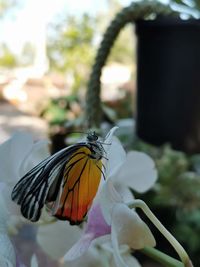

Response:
(141, 246), (184, 267)
(128, 199), (193, 267)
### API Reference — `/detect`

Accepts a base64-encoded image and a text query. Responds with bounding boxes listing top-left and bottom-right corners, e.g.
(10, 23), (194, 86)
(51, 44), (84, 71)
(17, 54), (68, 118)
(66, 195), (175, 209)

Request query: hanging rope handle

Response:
(85, 0), (177, 128)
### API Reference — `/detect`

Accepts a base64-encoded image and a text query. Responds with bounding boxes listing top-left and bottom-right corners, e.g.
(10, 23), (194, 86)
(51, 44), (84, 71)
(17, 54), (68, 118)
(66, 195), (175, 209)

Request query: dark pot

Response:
(135, 17), (200, 153)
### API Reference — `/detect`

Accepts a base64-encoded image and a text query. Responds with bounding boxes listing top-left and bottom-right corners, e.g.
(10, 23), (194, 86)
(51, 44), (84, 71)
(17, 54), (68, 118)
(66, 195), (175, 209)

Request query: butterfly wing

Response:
(52, 146), (103, 225)
(11, 143), (84, 222)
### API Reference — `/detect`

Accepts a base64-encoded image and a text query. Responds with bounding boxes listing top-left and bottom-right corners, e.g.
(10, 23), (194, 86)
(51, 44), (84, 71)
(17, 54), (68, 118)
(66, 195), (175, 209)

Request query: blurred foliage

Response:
(0, 44), (17, 67)
(47, 14), (96, 92)
(40, 94), (85, 153)
(40, 94), (83, 126)
(130, 138), (200, 266)
(0, 0), (16, 17)
(47, 2), (136, 92)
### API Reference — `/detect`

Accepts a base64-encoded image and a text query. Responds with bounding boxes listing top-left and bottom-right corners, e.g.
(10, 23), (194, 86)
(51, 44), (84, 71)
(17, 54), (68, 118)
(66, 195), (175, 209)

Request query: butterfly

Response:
(11, 131), (107, 225)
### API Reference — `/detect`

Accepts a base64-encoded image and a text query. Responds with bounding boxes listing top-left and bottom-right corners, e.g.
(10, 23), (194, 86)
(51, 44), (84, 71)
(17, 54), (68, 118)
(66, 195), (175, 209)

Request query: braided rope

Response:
(85, 0), (177, 128)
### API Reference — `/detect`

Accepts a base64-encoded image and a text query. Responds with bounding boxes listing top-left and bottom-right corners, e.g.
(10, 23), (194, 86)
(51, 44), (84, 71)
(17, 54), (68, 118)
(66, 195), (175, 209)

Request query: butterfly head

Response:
(86, 131), (99, 143)
(86, 132), (105, 161)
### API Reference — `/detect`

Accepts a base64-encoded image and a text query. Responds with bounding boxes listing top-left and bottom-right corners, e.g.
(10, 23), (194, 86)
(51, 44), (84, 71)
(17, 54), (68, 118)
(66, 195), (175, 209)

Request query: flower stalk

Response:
(128, 199), (193, 267)
(141, 246), (184, 267)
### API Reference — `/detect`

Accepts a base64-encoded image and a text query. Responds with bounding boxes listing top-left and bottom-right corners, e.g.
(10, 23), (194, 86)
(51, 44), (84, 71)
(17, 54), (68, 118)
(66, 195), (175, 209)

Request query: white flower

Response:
(0, 128), (157, 267)
(99, 137), (157, 267)
(0, 132), (49, 215)
(36, 127), (119, 262)
(63, 130), (157, 267)
(0, 133), (49, 267)
(0, 183), (16, 267)
(99, 133), (157, 225)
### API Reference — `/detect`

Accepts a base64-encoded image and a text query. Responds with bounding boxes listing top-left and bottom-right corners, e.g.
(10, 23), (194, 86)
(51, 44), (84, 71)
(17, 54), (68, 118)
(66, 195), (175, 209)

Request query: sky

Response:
(0, 0), (135, 54)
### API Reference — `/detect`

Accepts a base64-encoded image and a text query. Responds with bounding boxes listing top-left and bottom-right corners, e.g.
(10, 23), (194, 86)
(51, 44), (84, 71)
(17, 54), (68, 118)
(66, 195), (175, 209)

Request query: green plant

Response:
(130, 138), (200, 266)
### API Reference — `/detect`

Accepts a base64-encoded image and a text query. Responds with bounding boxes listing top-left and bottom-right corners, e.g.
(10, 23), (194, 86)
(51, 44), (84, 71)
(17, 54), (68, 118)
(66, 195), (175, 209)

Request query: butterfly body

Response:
(11, 132), (105, 225)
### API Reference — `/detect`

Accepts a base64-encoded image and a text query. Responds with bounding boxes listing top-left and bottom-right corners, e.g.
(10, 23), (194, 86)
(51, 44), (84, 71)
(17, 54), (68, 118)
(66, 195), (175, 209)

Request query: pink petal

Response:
(85, 204), (111, 238)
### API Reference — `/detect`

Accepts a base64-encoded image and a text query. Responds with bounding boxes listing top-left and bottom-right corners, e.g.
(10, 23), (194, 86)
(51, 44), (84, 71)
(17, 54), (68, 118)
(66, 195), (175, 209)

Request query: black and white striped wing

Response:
(11, 144), (83, 222)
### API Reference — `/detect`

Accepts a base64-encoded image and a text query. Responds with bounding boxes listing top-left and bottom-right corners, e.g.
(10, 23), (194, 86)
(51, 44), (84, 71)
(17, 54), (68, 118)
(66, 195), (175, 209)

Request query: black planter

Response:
(136, 17), (200, 153)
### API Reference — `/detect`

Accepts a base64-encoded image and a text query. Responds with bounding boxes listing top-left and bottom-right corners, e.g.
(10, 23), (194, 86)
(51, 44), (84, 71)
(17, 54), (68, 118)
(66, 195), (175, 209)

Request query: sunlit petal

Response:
(114, 152), (157, 193)
(111, 204), (155, 267)
(111, 204), (156, 249)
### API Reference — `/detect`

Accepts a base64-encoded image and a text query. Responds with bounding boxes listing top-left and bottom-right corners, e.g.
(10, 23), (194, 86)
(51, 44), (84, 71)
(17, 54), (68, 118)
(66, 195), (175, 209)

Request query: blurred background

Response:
(0, 0), (137, 143)
(1, 0), (200, 266)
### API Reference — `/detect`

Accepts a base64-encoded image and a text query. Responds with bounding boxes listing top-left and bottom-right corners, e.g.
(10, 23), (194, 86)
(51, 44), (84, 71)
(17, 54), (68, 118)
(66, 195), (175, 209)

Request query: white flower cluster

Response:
(0, 128), (157, 267)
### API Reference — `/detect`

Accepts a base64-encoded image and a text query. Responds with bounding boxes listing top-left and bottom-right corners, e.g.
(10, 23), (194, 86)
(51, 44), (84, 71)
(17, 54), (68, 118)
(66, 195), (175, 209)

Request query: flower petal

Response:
(65, 204), (112, 261)
(0, 233), (16, 267)
(0, 183), (9, 228)
(99, 180), (122, 225)
(106, 137), (126, 179)
(37, 221), (81, 259)
(85, 204), (111, 238)
(0, 183), (21, 216)
(113, 183), (134, 203)
(0, 132), (33, 184)
(0, 184), (21, 265)
(111, 203), (156, 250)
(16, 254), (27, 267)
(64, 233), (94, 261)
(30, 255), (38, 267)
(104, 126), (119, 145)
(110, 252), (141, 267)
(63, 246), (106, 267)
(0, 258), (15, 267)
(115, 152), (157, 193)
(111, 224), (127, 267)
(120, 254), (141, 267)
(19, 140), (49, 176)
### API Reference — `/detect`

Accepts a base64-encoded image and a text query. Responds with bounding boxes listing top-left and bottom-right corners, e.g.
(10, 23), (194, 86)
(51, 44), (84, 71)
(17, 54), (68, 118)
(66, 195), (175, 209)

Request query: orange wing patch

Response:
(54, 146), (102, 224)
